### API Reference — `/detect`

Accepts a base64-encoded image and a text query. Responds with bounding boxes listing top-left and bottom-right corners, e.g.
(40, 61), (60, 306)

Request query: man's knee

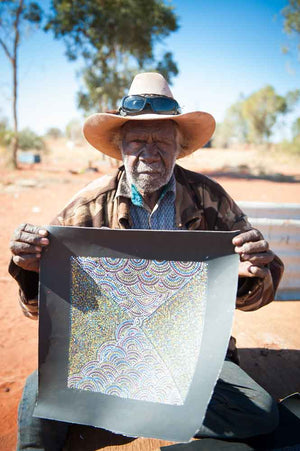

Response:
(18, 371), (69, 451)
(24, 370), (38, 393)
(18, 371), (38, 418)
(230, 384), (279, 438)
(198, 360), (280, 439)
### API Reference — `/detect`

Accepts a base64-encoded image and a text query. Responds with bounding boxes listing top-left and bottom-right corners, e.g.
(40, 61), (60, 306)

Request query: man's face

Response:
(120, 120), (179, 194)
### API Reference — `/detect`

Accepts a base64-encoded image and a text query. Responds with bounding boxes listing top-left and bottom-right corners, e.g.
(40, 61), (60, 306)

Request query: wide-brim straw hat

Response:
(83, 73), (216, 160)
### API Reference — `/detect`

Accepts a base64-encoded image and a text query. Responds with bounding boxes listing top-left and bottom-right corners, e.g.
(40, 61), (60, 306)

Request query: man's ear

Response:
(174, 125), (186, 157)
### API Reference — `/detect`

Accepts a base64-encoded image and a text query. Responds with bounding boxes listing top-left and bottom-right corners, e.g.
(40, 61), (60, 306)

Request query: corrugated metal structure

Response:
(238, 202), (300, 301)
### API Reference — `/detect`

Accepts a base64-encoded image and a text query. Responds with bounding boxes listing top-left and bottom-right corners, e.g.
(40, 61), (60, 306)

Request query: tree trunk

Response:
(12, 55), (19, 169)
(10, 0), (23, 169)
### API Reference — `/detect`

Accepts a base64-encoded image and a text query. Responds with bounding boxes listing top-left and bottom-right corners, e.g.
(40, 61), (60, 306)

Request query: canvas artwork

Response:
(34, 227), (239, 442)
(68, 257), (208, 406)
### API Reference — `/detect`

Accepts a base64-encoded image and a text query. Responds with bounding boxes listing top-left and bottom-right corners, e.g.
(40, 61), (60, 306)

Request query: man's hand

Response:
(10, 224), (49, 273)
(232, 229), (274, 279)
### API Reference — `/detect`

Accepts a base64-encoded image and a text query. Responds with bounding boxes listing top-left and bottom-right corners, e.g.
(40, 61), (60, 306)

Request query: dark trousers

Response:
(17, 360), (278, 451)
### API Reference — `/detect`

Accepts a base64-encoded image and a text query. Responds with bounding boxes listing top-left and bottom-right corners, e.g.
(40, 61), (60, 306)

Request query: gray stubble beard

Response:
(124, 159), (176, 194)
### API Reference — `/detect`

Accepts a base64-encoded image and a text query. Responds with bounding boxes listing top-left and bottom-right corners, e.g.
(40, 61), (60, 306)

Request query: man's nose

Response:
(140, 142), (159, 162)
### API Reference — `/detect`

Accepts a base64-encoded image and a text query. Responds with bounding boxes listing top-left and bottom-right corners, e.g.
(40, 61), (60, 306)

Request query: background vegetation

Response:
(0, 0), (299, 167)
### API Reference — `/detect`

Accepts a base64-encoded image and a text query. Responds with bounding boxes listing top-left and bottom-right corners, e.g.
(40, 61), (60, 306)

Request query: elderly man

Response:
(10, 73), (283, 450)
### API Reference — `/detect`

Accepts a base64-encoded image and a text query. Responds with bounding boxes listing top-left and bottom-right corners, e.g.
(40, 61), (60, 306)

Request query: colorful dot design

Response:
(68, 257), (208, 405)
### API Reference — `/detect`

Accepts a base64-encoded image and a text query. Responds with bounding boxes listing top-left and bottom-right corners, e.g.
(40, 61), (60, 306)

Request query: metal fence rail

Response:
(238, 202), (300, 301)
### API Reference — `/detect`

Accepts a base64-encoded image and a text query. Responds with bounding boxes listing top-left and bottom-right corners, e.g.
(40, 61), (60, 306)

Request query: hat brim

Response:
(83, 111), (216, 160)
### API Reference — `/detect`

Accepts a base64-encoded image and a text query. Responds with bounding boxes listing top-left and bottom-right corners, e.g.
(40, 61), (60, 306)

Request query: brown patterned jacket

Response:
(9, 164), (284, 322)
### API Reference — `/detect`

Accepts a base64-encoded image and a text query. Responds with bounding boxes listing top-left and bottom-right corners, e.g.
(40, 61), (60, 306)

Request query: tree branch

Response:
(0, 37), (13, 63)
(14, 0), (24, 56)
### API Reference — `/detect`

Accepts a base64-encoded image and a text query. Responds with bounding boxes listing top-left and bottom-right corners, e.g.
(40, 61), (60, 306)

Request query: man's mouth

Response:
(139, 170), (159, 174)
(135, 164), (162, 175)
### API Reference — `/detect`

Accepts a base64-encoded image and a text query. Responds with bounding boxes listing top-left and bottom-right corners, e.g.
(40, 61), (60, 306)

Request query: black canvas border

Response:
(34, 227), (239, 442)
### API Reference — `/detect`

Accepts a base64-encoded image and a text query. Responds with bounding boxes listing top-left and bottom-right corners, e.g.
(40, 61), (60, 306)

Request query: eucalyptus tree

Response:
(282, 0), (300, 57)
(45, 0), (179, 113)
(242, 86), (300, 144)
(0, 0), (42, 167)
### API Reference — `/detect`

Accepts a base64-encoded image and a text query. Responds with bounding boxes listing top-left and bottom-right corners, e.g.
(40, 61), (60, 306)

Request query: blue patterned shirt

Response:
(116, 172), (177, 230)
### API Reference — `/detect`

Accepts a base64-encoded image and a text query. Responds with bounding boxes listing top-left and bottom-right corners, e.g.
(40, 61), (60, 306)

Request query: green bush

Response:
(18, 128), (45, 151)
(0, 117), (12, 146)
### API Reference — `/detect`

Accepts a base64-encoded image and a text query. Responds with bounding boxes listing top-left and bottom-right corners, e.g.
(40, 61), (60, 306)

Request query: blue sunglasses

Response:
(119, 95), (181, 116)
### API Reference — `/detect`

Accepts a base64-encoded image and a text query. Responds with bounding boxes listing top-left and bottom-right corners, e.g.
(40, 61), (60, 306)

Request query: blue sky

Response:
(0, 0), (299, 139)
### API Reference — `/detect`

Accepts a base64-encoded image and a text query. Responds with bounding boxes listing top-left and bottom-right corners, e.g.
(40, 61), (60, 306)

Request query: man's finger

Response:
(232, 229), (263, 246)
(240, 250), (274, 265)
(14, 230), (49, 246)
(14, 224), (48, 241)
(10, 241), (42, 255)
(22, 223), (48, 236)
(248, 265), (270, 278)
(238, 261), (270, 279)
(12, 254), (41, 272)
(235, 239), (269, 255)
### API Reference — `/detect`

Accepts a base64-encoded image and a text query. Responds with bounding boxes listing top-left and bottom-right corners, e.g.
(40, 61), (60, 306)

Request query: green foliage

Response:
(0, 116), (12, 146)
(77, 65), (135, 112)
(281, 0), (300, 56)
(18, 128), (45, 151)
(45, 0), (178, 63)
(154, 51), (179, 83)
(242, 86), (288, 144)
(0, 118), (47, 150)
(45, 0), (179, 113)
(23, 1), (43, 22)
(212, 99), (248, 148)
(0, 1), (43, 48)
(282, 0), (300, 36)
(212, 87), (300, 147)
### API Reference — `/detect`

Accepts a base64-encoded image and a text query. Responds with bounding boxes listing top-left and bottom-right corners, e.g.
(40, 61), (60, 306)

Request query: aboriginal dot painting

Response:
(68, 257), (208, 405)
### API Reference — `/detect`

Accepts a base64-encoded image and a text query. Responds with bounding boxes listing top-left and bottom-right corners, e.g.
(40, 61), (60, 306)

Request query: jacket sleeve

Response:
(8, 258), (39, 319)
(235, 254), (284, 311)
(220, 194), (285, 311)
(8, 214), (67, 320)
(8, 174), (114, 319)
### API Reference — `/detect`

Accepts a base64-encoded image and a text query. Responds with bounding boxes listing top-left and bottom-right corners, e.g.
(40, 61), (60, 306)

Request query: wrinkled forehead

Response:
(121, 119), (177, 137)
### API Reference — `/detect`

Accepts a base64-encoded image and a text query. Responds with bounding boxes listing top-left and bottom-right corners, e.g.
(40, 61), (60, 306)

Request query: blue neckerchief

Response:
(131, 177), (175, 208)
(131, 184), (144, 207)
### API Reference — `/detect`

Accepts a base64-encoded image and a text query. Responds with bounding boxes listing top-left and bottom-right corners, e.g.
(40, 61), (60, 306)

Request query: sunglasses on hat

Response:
(119, 95), (181, 116)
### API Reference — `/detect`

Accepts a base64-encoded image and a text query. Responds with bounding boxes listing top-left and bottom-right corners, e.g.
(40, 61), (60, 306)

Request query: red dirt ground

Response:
(0, 154), (299, 450)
